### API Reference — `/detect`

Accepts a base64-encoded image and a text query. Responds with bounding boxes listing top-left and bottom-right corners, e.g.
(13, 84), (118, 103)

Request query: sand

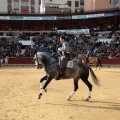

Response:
(0, 66), (120, 120)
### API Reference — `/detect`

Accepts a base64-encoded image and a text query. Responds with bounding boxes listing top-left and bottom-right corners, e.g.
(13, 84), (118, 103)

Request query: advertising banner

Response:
(10, 16), (24, 20)
(57, 29), (90, 35)
(42, 16), (56, 20)
(72, 15), (85, 19)
(56, 16), (72, 20)
(24, 17), (42, 20)
(85, 13), (105, 19)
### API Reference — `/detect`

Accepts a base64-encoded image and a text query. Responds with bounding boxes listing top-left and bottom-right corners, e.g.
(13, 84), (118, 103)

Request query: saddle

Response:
(66, 61), (73, 68)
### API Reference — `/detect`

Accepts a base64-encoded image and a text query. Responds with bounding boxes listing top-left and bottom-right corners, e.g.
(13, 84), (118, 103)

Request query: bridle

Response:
(34, 53), (44, 69)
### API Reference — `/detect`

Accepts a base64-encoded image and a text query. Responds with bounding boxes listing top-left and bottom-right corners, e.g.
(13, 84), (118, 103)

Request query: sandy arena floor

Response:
(0, 66), (120, 120)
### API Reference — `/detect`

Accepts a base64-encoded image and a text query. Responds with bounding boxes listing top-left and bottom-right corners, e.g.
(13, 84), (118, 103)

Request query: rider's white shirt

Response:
(58, 41), (70, 55)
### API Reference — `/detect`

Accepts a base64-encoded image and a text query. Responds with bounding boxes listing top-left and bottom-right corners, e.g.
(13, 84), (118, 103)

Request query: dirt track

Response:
(0, 66), (120, 120)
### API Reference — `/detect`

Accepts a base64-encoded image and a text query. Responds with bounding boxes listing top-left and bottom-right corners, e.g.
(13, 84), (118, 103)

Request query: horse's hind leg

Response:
(97, 58), (102, 70)
(66, 78), (79, 100)
(95, 64), (98, 71)
(81, 78), (92, 101)
(97, 62), (101, 70)
(98, 63), (101, 70)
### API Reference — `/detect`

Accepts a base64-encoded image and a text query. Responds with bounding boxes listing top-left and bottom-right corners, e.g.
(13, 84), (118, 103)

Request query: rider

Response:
(86, 41), (99, 58)
(56, 35), (70, 79)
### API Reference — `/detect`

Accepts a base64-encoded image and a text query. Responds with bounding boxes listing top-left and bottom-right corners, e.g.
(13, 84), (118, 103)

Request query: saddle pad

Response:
(67, 61), (73, 68)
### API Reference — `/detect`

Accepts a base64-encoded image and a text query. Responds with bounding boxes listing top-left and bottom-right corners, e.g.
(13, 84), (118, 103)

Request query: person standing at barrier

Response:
(56, 35), (70, 79)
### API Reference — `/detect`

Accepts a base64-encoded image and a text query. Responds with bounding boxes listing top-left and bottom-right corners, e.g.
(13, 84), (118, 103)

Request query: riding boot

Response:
(60, 68), (66, 79)
(56, 67), (62, 80)
(56, 68), (65, 80)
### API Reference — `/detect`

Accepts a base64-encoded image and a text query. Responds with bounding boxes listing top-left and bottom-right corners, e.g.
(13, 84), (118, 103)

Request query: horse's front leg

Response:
(38, 75), (53, 99)
(40, 75), (48, 89)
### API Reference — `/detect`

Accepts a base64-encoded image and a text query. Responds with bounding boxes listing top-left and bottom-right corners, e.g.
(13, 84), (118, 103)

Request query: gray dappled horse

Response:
(34, 52), (100, 101)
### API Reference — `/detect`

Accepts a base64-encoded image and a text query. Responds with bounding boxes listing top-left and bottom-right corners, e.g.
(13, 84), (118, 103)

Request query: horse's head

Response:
(33, 53), (44, 69)
(78, 54), (82, 61)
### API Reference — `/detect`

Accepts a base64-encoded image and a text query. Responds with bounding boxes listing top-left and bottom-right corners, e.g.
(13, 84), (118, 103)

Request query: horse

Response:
(34, 52), (100, 101)
(77, 54), (102, 71)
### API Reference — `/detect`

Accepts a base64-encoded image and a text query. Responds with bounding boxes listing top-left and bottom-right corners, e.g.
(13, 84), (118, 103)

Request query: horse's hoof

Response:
(66, 97), (71, 101)
(44, 89), (47, 93)
(85, 98), (89, 101)
(85, 96), (91, 101)
(38, 95), (41, 99)
(38, 93), (42, 99)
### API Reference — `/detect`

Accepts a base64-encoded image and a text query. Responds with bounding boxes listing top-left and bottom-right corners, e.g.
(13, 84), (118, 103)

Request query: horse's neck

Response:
(83, 56), (88, 64)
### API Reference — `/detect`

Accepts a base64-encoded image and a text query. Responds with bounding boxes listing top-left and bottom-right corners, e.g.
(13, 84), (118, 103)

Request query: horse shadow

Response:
(46, 100), (120, 111)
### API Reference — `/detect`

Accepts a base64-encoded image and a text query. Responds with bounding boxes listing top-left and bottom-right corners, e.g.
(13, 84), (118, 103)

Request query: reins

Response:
(45, 55), (58, 67)
(35, 53), (43, 69)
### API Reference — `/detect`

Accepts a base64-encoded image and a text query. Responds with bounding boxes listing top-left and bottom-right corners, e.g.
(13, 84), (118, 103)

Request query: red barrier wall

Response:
(8, 57), (120, 65)
(9, 58), (33, 64)
(101, 58), (120, 64)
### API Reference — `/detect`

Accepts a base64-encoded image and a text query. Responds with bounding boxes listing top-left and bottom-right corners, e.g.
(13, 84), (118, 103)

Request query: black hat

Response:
(60, 35), (66, 41)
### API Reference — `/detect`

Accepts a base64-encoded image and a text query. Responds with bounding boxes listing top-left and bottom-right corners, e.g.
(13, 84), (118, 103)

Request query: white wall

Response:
(0, 0), (7, 12)
(35, 0), (39, 13)
(45, 0), (67, 5)
(71, 0), (75, 12)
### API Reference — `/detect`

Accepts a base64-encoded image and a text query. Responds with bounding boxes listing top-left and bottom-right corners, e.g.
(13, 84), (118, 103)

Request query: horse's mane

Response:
(37, 52), (58, 61)
(37, 52), (51, 56)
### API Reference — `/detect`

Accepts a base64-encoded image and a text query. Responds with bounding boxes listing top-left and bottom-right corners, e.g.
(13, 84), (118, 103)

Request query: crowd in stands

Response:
(0, 9), (120, 67)
(0, 31), (120, 61)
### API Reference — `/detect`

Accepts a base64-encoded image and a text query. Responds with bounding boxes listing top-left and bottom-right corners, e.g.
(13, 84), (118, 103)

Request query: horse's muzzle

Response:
(36, 64), (43, 69)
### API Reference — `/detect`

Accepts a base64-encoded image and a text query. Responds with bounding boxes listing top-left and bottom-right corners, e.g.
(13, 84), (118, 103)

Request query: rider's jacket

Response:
(58, 41), (70, 56)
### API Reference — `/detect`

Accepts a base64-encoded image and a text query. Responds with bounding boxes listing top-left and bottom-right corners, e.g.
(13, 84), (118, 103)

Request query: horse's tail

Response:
(97, 58), (102, 67)
(88, 66), (101, 86)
